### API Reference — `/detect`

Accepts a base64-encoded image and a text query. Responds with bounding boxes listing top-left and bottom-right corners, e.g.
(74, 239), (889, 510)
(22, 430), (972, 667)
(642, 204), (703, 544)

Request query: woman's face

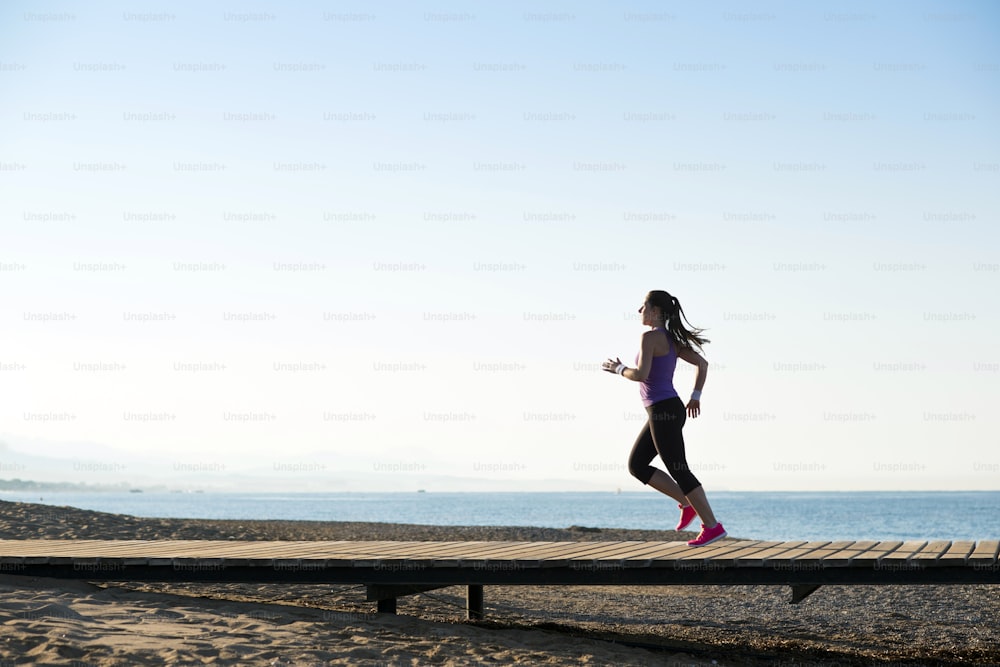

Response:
(638, 299), (660, 327)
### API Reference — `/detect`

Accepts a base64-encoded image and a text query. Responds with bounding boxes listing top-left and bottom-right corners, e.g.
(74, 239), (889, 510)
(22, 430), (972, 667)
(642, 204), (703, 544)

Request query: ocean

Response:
(4, 490), (998, 542)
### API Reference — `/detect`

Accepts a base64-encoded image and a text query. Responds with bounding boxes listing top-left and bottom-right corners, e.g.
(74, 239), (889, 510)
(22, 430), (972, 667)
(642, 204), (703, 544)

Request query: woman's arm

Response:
(677, 345), (708, 417)
(621, 331), (657, 382)
(677, 345), (709, 391)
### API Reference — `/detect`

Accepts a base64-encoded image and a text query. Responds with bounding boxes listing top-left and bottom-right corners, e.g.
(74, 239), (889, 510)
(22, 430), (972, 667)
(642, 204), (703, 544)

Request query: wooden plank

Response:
(0, 539), (590, 560)
(796, 541), (862, 564)
(417, 541), (540, 557)
(879, 541), (928, 561)
(95, 541), (226, 560)
(373, 541), (490, 558)
(533, 542), (650, 571)
(467, 541), (576, 558)
(390, 542), (500, 558)
(323, 542), (440, 561)
(213, 542), (319, 565)
(405, 541), (544, 567)
(847, 541), (904, 564)
(761, 541), (836, 575)
(870, 541), (927, 572)
(481, 541), (634, 566)
(567, 541), (651, 558)
(674, 541), (765, 568)
(262, 541), (357, 558)
(815, 540), (879, 566)
(98, 540), (214, 557)
(200, 542), (296, 565)
(562, 541), (664, 560)
(765, 541), (832, 563)
(400, 540), (498, 554)
(969, 540), (1000, 564)
(430, 541), (653, 568)
(737, 541), (809, 559)
(401, 542), (533, 567)
(445, 541), (567, 561)
(0, 540), (106, 556)
(309, 541), (421, 564)
(450, 542), (636, 567)
(576, 541), (694, 569)
(670, 541), (780, 569)
(673, 540), (762, 561)
(650, 540), (740, 571)
(910, 541), (953, 563)
(266, 541), (375, 559)
(351, 541), (448, 563)
(361, 541), (535, 569)
(504, 540), (686, 570)
(597, 541), (690, 562)
(199, 541), (355, 558)
(344, 548), (434, 567)
(67, 540), (161, 567)
(83, 540), (249, 558)
(545, 541), (644, 563)
(516, 541), (639, 566)
(0, 543), (53, 556)
(421, 541), (585, 571)
(0, 539), (481, 561)
(213, 543), (327, 560)
(761, 541), (836, 576)
(560, 542), (682, 569)
(736, 541), (811, 567)
(13, 540), (158, 558)
(716, 541), (786, 561)
(937, 541), (976, 565)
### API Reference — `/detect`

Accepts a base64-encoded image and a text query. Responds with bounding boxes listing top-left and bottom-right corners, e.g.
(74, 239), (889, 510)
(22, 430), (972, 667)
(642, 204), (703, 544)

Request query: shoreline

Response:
(2, 499), (998, 665)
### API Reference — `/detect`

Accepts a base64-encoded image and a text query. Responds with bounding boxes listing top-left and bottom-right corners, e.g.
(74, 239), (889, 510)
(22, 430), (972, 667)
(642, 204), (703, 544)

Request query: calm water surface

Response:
(4, 490), (998, 542)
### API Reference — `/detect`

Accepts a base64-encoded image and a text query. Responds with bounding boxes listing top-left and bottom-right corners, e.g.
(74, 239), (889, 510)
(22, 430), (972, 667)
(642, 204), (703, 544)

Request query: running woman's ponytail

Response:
(646, 290), (710, 352)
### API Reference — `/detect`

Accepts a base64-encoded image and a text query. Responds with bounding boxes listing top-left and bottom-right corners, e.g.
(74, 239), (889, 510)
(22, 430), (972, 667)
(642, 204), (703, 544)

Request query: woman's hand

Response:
(686, 399), (701, 418)
(602, 357), (625, 374)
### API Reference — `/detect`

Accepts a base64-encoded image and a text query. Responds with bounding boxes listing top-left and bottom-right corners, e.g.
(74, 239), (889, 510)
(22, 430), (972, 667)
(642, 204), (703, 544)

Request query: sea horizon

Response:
(5, 489), (998, 543)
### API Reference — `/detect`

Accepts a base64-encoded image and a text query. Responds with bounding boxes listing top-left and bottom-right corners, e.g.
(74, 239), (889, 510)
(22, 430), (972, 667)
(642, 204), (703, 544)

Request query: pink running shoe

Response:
(676, 504), (697, 531)
(687, 522), (727, 547)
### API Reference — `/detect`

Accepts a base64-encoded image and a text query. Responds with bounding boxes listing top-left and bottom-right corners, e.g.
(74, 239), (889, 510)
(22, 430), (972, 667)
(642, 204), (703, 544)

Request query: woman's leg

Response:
(684, 485), (717, 528)
(628, 424), (687, 504)
(648, 469), (687, 505)
(649, 398), (719, 527)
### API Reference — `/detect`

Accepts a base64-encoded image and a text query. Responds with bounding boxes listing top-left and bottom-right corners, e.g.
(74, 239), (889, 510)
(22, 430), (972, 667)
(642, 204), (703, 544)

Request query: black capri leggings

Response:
(628, 396), (702, 496)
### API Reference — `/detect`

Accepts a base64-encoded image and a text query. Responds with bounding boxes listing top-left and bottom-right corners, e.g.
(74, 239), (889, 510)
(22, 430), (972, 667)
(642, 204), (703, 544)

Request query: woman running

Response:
(603, 290), (726, 546)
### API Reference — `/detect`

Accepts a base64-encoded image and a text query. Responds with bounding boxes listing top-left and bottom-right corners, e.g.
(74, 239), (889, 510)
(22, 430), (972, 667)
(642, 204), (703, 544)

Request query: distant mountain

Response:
(0, 434), (613, 493)
(0, 478), (148, 492)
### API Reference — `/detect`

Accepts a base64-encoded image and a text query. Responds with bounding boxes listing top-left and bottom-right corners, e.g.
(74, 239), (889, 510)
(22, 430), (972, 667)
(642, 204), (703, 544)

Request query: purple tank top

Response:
(637, 329), (679, 407)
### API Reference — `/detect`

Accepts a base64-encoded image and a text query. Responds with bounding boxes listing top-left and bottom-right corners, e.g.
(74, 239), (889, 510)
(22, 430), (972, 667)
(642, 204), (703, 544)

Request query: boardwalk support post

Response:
(467, 585), (484, 620)
(368, 584), (449, 614)
(790, 584), (822, 604)
(366, 583), (484, 619)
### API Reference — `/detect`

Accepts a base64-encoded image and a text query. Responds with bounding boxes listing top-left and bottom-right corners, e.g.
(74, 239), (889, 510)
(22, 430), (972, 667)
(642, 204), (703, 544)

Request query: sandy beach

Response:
(1, 499), (997, 666)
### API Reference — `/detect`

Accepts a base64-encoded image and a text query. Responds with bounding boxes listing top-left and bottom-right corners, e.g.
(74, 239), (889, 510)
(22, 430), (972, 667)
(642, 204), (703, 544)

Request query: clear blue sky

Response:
(1, 0), (998, 491)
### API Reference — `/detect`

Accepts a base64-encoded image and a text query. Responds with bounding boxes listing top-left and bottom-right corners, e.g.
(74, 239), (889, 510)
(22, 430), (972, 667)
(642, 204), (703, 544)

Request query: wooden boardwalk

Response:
(2, 538), (998, 618)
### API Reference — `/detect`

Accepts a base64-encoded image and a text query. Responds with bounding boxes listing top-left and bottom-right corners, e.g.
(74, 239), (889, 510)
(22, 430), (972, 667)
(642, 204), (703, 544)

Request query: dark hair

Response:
(645, 290), (710, 352)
